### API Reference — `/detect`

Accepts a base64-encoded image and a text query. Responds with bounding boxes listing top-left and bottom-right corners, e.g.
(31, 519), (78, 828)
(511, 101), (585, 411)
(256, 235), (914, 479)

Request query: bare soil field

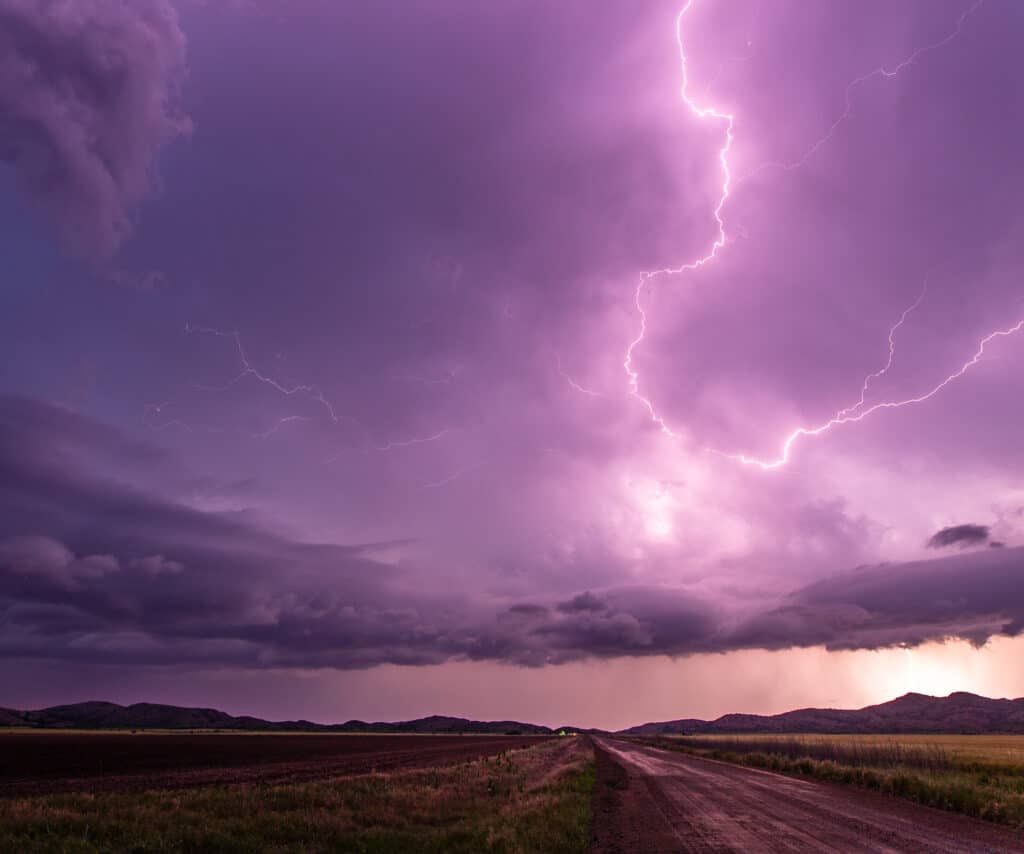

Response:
(0, 732), (547, 797)
(590, 738), (1024, 853)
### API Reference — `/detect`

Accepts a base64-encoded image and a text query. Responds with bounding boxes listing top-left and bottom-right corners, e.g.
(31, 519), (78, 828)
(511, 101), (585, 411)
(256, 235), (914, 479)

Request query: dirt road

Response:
(591, 738), (1024, 853)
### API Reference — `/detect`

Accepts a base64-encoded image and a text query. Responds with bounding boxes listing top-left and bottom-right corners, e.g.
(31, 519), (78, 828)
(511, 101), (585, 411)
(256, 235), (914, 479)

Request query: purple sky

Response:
(2, 0), (1024, 729)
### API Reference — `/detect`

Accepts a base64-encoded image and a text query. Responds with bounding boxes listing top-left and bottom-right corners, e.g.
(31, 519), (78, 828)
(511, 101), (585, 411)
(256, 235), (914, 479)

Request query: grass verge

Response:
(0, 738), (595, 853)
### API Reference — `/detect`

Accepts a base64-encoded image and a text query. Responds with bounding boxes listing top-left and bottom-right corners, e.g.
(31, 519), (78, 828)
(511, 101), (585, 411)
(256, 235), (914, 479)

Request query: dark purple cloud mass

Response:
(1, 0), (1023, 724)
(0, 0), (189, 258)
(928, 523), (991, 548)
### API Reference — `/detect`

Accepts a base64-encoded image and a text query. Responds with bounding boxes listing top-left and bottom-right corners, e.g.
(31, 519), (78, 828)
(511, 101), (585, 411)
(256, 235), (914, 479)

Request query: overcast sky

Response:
(1, 0), (1023, 729)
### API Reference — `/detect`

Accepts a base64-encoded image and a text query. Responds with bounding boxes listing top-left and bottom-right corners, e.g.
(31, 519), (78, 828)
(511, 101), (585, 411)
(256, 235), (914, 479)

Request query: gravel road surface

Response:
(591, 738), (1024, 853)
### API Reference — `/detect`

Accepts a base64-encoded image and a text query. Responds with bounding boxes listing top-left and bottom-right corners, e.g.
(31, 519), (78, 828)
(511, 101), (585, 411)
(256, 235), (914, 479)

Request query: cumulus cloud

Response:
(0, 535), (120, 589)
(928, 523), (990, 549)
(0, 0), (189, 258)
(130, 554), (183, 576)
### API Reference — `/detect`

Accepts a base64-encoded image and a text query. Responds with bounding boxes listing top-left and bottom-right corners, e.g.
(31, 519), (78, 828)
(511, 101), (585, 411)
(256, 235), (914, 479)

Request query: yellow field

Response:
(668, 733), (1024, 765)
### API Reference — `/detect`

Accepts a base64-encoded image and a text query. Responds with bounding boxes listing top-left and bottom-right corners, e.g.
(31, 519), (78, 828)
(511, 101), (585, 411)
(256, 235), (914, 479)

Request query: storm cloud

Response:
(4, 397), (1024, 672)
(734, 547), (1024, 652)
(2, 1), (1024, 722)
(0, 0), (189, 258)
(928, 524), (991, 549)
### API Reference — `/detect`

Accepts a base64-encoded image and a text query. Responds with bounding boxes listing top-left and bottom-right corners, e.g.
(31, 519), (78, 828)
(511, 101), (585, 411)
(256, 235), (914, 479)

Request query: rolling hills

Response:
(620, 692), (1024, 735)
(5, 692), (1024, 734)
(0, 702), (555, 734)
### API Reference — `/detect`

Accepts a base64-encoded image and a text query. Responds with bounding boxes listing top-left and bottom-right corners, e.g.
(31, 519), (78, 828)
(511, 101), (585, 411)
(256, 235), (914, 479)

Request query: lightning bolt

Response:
(404, 367), (461, 387)
(834, 283), (928, 421)
(254, 415), (313, 440)
(720, 315), (1024, 470)
(557, 353), (602, 398)
(745, 0), (985, 181)
(142, 400), (223, 435)
(166, 325), (455, 459)
(323, 428), (453, 464)
(623, 0), (734, 438)
(144, 400), (312, 441)
(185, 323), (354, 426)
(419, 466), (474, 490)
(373, 429), (453, 452)
(623, 0), (999, 466)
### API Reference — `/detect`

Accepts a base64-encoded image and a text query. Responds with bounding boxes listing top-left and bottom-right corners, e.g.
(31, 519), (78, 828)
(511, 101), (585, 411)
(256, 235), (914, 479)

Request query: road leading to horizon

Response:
(591, 739), (1024, 853)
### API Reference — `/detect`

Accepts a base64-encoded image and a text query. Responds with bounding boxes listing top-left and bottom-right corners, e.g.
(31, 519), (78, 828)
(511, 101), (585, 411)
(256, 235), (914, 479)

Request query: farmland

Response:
(7, 729), (1024, 852)
(0, 732), (551, 797)
(0, 733), (593, 853)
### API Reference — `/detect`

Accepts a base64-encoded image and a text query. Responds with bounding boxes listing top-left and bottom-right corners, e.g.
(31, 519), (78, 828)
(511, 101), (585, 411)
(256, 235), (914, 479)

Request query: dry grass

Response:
(0, 738), (594, 853)
(669, 733), (1024, 766)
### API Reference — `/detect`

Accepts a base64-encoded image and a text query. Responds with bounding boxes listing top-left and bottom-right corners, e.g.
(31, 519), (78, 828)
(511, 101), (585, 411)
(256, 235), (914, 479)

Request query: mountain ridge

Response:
(4, 692), (1024, 734)
(0, 701), (563, 734)
(620, 691), (1024, 735)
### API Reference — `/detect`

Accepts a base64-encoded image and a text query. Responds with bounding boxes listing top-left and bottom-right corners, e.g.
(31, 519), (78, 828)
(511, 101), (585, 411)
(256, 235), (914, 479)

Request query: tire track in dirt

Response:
(590, 738), (1024, 853)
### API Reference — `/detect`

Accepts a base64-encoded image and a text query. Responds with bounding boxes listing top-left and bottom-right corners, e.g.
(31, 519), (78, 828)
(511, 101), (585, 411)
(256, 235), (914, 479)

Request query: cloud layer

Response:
(3, 397), (1024, 671)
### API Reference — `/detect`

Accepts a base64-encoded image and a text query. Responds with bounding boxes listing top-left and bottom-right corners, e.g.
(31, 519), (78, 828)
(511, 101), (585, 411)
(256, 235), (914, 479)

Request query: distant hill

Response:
(332, 715), (554, 735)
(0, 702), (561, 735)
(619, 692), (1024, 735)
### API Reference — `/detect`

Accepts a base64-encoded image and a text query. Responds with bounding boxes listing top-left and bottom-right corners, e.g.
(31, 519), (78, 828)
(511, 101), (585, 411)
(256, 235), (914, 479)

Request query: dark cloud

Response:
(556, 591), (608, 614)
(506, 603), (548, 617)
(0, 395), (408, 668)
(734, 548), (1024, 652)
(0, 0), (189, 258)
(928, 524), (990, 549)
